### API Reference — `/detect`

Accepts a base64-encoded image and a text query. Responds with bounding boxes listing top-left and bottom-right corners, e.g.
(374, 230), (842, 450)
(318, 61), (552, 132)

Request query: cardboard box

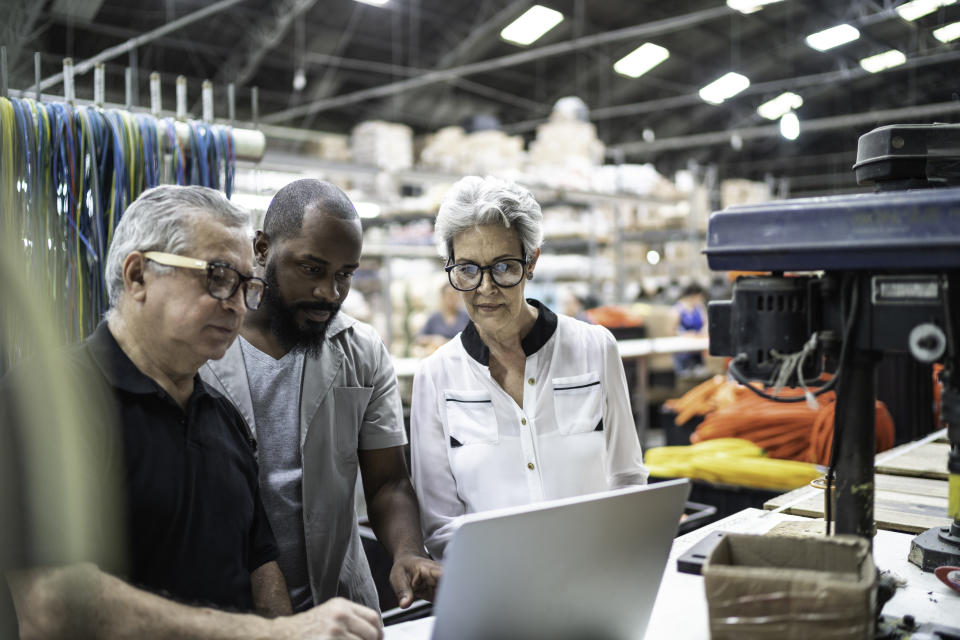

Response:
(702, 533), (876, 639)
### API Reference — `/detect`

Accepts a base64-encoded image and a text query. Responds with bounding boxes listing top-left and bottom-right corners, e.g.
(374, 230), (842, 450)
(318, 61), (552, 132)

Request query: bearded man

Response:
(201, 179), (441, 616)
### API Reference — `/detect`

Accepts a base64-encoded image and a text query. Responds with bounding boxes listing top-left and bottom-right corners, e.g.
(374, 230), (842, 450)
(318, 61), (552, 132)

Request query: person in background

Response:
(409, 175), (649, 560)
(5, 185), (382, 640)
(671, 282), (708, 375)
(559, 288), (592, 323)
(201, 179), (441, 614)
(414, 282), (470, 355)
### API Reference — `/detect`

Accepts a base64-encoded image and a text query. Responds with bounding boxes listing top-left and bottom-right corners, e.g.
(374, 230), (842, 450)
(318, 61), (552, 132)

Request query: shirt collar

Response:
(85, 320), (210, 399)
(460, 299), (558, 366)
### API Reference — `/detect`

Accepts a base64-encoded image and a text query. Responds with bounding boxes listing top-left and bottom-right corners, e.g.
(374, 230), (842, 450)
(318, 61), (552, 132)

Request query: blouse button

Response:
(527, 462), (535, 470)
(521, 418), (527, 425)
(528, 377), (535, 385)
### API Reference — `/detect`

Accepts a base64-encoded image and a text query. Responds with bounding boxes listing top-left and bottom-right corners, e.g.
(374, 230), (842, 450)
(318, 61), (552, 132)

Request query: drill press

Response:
(705, 124), (960, 570)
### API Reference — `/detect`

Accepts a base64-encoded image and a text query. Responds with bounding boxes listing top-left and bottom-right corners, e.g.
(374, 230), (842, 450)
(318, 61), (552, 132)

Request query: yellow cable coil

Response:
(645, 437), (822, 491)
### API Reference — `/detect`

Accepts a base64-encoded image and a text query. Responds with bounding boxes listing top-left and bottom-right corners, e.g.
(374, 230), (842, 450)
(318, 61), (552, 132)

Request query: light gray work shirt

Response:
(201, 312), (408, 611)
(238, 337), (312, 612)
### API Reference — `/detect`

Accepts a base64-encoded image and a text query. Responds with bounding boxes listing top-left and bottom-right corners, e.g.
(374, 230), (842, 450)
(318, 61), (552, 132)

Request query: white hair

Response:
(433, 175), (544, 261)
(104, 185), (250, 309)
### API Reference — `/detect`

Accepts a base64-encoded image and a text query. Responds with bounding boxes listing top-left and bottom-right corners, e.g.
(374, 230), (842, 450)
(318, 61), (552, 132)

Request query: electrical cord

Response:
(728, 274), (859, 404)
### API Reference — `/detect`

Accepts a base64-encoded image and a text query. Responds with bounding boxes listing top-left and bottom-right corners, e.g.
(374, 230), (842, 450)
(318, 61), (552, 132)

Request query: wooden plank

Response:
(766, 474), (948, 510)
(763, 476), (950, 534)
(875, 442), (950, 480)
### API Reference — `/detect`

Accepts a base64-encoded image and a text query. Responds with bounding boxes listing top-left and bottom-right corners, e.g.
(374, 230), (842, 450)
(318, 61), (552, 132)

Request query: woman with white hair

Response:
(410, 176), (649, 560)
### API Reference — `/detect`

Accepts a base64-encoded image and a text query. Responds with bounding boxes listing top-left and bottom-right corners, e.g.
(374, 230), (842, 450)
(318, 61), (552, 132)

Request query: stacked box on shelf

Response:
(303, 132), (351, 162)
(420, 126), (526, 176)
(526, 98), (605, 192)
(351, 120), (414, 172)
(720, 178), (772, 209)
(540, 204), (613, 243)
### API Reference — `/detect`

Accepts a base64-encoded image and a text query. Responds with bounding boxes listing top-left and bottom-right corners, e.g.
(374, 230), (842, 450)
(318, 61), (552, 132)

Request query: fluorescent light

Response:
(859, 49), (907, 73)
(355, 202), (382, 219)
(934, 20), (960, 41)
(757, 92), (803, 120)
(354, 0), (388, 5)
(699, 72), (750, 105)
(780, 112), (800, 140)
(726, 0), (785, 13)
(805, 24), (860, 51)
(500, 5), (564, 46)
(614, 43), (670, 78)
(896, 0), (956, 21)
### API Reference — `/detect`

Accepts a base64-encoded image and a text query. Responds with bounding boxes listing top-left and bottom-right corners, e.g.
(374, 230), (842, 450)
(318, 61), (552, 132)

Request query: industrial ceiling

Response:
(3, 0), (960, 197)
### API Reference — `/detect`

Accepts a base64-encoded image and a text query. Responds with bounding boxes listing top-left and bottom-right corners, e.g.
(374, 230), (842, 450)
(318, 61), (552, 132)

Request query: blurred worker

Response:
(415, 283), (470, 355)
(202, 179), (441, 613)
(559, 287), (591, 323)
(671, 282), (708, 375)
(410, 176), (648, 560)
(5, 185), (382, 640)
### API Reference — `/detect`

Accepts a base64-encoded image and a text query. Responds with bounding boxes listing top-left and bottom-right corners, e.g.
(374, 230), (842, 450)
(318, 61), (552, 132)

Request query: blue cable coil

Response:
(0, 96), (240, 368)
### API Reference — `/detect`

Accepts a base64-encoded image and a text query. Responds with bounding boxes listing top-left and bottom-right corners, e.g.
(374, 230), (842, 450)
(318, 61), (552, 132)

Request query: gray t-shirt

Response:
(239, 337), (312, 612)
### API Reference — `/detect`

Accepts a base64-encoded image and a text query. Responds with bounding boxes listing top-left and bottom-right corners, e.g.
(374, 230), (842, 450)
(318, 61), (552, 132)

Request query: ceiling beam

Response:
(31, 0), (248, 92)
(503, 46), (960, 135)
(261, 4), (735, 124)
(609, 100), (960, 156)
(214, 0), (319, 89)
(365, 0), (535, 123)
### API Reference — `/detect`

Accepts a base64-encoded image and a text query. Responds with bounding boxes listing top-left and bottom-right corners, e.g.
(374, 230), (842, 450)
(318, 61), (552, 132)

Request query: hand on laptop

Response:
(390, 554), (443, 607)
(274, 597), (383, 640)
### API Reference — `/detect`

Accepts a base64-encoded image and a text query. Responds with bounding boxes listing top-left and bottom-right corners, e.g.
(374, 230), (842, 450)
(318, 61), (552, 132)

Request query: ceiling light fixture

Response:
(859, 49), (907, 73)
(614, 43), (670, 78)
(699, 72), (751, 105)
(646, 250), (661, 265)
(353, 0), (389, 5)
(293, 68), (306, 91)
(934, 20), (960, 41)
(500, 5), (564, 46)
(805, 24), (860, 51)
(780, 112), (800, 140)
(895, 0), (956, 21)
(726, 0), (785, 14)
(757, 92), (803, 120)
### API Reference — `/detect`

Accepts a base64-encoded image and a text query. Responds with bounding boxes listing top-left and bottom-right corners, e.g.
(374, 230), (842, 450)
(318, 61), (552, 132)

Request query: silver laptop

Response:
(393, 479), (690, 640)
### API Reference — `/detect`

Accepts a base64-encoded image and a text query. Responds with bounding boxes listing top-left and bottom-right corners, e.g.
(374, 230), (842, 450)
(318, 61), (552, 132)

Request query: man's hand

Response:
(274, 597), (383, 640)
(389, 553), (443, 608)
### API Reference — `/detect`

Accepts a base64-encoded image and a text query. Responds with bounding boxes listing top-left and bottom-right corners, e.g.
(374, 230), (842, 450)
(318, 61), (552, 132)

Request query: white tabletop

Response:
(390, 335), (710, 380)
(385, 508), (960, 639)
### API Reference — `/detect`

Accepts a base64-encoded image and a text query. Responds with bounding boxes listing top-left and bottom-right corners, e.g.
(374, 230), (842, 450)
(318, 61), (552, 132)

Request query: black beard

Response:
(261, 261), (340, 358)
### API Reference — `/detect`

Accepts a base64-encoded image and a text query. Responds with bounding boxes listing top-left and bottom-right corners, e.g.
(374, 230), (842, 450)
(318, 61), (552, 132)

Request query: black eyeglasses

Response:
(445, 257), (527, 292)
(143, 251), (266, 310)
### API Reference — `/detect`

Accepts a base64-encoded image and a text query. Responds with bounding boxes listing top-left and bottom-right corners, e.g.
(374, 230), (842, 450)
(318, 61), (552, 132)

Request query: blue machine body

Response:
(704, 186), (960, 272)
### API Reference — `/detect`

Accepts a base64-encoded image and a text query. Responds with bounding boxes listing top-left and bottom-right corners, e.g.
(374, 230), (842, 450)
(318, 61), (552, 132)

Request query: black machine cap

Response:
(853, 123), (960, 189)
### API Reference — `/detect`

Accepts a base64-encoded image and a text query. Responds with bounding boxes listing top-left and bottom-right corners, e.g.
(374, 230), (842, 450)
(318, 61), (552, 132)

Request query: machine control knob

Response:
(908, 323), (946, 363)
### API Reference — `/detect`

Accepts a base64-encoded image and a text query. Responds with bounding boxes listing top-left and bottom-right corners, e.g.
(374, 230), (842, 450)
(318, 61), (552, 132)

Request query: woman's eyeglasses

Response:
(143, 251), (266, 310)
(445, 258), (527, 292)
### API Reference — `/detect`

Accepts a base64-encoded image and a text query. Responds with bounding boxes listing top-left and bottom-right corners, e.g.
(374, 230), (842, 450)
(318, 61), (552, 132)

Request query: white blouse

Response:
(410, 301), (649, 559)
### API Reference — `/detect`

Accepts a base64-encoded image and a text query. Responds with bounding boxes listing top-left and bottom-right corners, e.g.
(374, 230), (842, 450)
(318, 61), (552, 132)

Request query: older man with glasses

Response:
(7, 185), (382, 640)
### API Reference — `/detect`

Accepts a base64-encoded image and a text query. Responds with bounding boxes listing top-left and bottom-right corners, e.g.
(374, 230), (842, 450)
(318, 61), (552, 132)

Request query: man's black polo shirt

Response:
(75, 322), (278, 612)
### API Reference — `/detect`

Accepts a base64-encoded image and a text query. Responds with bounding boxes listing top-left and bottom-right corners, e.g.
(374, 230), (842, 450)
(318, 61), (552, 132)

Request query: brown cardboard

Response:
(702, 533), (876, 640)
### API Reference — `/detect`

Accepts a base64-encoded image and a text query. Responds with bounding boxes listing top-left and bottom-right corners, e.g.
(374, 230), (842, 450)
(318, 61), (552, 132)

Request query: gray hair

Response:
(104, 185), (251, 308)
(433, 176), (544, 261)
